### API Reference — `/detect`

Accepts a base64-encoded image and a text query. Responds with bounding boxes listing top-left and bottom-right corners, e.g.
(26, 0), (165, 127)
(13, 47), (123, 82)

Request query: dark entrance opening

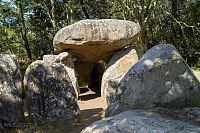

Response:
(74, 61), (105, 100)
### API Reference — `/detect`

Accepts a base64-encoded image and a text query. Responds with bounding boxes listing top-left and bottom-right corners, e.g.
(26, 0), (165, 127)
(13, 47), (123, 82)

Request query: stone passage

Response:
(52, 19), (141, 96)
(75, 62), (105, 95)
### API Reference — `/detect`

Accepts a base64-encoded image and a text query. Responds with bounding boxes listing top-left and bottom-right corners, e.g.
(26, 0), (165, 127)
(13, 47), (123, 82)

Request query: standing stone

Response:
(53, 19), (141, 63)
(106, 44), (200, 116)
(55, 52), (79, 97)
(0, 54), (24, 124)
(101, 47), (138, 101)
(43, 52), (80, 98)
(81, 109), (200, 133)
(24, 60), (80, 124)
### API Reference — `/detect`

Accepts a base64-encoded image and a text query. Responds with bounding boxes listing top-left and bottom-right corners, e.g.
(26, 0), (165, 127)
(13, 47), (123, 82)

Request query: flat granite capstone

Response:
(53, 19), (141, 63)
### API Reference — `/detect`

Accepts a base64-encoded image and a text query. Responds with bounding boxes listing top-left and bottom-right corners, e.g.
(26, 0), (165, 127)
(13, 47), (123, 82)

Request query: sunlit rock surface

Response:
(53, 19), (141, 63)
(106, 44), (200, 116)
(43, 52), (80, 97)
(24, 60), (80, 124)
(81, 109), (200, 133)
(193, 70), (200, 81)
(0, 54), (24, 124)
(101, 47), (138, 103)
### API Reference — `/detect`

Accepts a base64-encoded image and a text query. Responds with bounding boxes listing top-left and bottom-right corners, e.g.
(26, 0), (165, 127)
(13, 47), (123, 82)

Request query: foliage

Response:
(0, 0), (200, 69)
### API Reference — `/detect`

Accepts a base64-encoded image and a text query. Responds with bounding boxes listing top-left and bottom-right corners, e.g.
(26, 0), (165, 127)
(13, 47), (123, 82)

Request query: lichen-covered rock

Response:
(53, 19), (141, 63)
(81, 109), (200, 133)
(43, 52), (80, 98)
(24, 60), (80, 124)
(101, 47), (138, 101)
(106, 44), (200, 116)
(0, 54), (24, 123)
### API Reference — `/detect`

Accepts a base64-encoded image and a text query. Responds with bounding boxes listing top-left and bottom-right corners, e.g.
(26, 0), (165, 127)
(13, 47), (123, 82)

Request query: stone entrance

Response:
(52, 19), (141, 99)
(75, 62), (105, 97)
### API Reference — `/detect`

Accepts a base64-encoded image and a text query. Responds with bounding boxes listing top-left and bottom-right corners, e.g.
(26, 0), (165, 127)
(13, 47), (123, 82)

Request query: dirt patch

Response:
(74, 88), (107, 132)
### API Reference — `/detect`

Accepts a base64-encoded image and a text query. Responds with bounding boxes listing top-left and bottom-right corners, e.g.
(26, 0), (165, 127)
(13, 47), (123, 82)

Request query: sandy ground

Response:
(73, 88), (107, 132)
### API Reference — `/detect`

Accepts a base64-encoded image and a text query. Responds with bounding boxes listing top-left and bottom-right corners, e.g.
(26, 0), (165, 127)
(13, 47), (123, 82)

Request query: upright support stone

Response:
(0, 54), (24, 124)
(24, 60), (80, 124)
(101, 47), (138, 100)
(43, 52), (80, 98)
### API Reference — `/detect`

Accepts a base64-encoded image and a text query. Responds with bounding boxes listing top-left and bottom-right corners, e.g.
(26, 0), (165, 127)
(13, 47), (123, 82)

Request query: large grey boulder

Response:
(81, 109), (200, 133)
(101, 47), (138, 100)
(106, 44), (200, 116)
(53, 19), (141, 63)
(0, 54), (24, 123)
(43, 52), (80, 97)
(24, 60), (80, 124)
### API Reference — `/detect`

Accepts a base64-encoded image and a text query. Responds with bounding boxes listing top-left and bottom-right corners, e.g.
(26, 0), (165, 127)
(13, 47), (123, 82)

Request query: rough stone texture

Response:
(106, 44), (200, 117)
(81, 109), (200, 133)
(101, 47), (138, 99)
(43, 55), (57, 63)
(53, 19), (141, 63)
(75, 62), (105, 94)
(0, 54), (24, 123)
(43, 53), (80, 97)
(55, 52), (80, 97)
(24, 60), (80, 124)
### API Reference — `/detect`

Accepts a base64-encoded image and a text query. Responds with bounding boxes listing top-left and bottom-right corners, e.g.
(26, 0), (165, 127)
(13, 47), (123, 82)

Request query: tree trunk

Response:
(80, 0), (90, 19)
(19, 0), (32, 60)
